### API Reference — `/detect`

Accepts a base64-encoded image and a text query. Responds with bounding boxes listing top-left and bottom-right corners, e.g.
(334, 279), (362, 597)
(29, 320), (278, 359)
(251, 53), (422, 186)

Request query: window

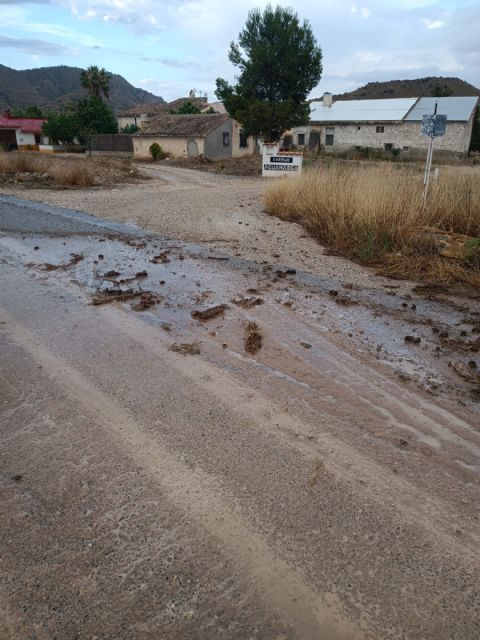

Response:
(223, 132), (230, 146)
(403, 146), (409, 151)
(384, 143), (393, 151)
(325, 127), (335, 146)
(376, 126), (384, 133)
(239, 130), (248, 148)
(297, 133), (305, 146)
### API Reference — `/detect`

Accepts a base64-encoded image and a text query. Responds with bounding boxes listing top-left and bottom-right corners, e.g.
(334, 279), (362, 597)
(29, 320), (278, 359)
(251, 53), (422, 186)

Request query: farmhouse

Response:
(133, 113), (254, 160)
(0, 110), (47, 151)
(291, 95), (479, 156)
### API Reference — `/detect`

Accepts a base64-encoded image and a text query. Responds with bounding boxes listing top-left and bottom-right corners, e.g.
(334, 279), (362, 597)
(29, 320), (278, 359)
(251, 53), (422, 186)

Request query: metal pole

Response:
(423, 102), (437, 204)
(423, 137), (434, 204)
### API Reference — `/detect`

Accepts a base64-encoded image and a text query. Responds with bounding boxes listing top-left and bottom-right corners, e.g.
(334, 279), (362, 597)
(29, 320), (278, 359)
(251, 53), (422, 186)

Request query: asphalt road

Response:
(1, 195), (479, 640)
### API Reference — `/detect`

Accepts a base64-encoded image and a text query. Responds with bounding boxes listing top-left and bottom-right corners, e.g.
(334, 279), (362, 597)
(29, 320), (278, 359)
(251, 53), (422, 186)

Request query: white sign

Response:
(262, 146), (303, 178)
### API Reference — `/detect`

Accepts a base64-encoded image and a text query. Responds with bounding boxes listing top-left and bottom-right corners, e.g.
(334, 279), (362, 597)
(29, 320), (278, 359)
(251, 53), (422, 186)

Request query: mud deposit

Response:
(1, 218), (480, 640)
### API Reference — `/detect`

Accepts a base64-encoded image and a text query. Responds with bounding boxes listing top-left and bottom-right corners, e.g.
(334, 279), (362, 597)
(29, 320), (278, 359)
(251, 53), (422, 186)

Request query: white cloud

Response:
(422, 18), (444, 29)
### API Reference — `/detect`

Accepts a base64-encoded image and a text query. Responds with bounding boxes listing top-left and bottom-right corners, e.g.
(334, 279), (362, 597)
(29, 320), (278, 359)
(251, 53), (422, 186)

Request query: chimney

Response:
(322, 92), (333, 108)
(2, 109), (12, 119)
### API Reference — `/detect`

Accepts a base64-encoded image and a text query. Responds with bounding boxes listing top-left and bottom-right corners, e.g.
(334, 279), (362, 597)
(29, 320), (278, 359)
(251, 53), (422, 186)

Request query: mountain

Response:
(333, 77), (480, 101)
(0, 64), (164, 113)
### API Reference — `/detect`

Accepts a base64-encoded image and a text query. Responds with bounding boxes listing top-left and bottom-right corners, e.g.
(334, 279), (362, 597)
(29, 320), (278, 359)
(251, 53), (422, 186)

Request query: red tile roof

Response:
(0, 116), (46, 134)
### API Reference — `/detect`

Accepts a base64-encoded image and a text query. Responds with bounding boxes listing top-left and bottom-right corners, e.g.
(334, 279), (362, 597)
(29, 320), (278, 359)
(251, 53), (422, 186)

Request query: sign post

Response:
(262, 143), (303, 178)
(421, 103), (447, 203)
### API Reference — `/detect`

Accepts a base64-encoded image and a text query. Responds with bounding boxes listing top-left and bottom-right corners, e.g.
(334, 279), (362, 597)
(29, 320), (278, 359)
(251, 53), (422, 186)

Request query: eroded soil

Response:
(1, 207), (479, 638)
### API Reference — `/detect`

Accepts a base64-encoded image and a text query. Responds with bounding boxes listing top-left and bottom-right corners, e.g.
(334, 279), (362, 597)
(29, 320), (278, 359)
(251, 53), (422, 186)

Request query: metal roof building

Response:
(291, 94), (479, 156)
(310, 98), (418, 123)
(404, 96), (478, 122)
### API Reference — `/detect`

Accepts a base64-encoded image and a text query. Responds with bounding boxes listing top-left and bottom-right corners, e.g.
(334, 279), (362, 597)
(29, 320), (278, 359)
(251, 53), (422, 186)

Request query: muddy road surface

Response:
(1, 196), (480, 640)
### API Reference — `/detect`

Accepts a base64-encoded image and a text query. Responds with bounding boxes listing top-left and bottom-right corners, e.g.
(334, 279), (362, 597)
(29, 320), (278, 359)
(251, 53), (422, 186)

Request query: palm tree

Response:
(80, 66), (111, 101)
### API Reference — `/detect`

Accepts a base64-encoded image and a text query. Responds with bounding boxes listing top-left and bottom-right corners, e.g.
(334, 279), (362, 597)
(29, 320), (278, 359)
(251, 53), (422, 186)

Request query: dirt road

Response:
(0, 185), (479, 639)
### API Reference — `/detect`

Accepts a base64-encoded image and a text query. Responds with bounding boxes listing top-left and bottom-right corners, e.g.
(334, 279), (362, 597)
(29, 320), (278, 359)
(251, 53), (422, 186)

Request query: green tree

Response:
(215, 5), (322, 141)
(169, 101), (201, 114)
(42, 112), (78, 144)
(75, 97), (118, 141)
(12, 105), (44, 118)
(431, 83), (453, 97)
(42, 97), (117, 144)
(80, 65), (112, 101)
(121, 123), (140, 134)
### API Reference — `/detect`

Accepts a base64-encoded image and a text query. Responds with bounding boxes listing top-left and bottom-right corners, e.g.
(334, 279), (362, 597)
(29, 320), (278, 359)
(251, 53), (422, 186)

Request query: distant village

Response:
(1, 85), (478, 162)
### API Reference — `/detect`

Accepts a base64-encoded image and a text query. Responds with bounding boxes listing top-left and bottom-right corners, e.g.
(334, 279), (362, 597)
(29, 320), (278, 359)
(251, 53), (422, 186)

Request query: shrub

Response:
(149, 142), (166, 161)
(0, 153), (38, 174)
(52, 164), (95, 186)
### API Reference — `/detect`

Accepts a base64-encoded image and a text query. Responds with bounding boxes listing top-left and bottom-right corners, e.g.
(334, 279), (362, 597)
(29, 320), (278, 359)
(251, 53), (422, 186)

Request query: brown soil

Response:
(245, 321), (263, 354)
(159, 154), (262, 176)
(191, 304), (229, 321)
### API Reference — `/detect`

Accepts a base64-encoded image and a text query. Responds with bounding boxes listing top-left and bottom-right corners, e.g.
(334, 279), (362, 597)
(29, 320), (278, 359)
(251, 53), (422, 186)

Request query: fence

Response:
(90, 134), (133, 156)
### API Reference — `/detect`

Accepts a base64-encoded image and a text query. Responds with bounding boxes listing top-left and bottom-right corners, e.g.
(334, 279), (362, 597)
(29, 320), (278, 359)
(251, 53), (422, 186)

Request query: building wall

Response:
(117, 114), (150, 131)
(15, 130), (36, 147)
(133, 136), (205, 159)
(204, 120), (233, 160)
(293, 119), (474, 155)
(231, 120), (255, 157)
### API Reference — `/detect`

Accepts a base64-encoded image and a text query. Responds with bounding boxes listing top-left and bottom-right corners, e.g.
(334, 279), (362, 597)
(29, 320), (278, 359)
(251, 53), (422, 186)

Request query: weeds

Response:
(52, 165), (95, 186)
(264, 163), (480, 286)
(0, 153), (44, 174)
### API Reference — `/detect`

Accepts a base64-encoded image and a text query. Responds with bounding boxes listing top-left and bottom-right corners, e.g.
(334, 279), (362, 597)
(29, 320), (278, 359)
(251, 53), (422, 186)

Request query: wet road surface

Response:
(1, 195), (480, 639)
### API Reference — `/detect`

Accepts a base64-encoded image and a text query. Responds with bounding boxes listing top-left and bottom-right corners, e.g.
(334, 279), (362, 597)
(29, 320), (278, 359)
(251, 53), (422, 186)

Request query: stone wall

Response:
(292, 117), (474, 156)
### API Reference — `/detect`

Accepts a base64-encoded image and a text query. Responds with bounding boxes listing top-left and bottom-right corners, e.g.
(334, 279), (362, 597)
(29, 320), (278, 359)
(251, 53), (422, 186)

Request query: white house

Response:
(0, 110), (47, 151)
(290, 95), (479, 156)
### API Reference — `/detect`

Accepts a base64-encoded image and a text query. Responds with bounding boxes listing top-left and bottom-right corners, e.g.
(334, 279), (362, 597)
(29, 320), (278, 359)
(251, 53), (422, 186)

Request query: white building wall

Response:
(15, 130), (36, 147)
(117, 114), (150, 131)
(231, 120), (255, 157)
(133, 136), (205, 159)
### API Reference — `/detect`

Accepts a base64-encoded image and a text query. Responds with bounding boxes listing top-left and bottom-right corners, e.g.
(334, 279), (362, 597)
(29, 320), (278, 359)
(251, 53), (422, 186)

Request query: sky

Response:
(1, 0), (479, 101)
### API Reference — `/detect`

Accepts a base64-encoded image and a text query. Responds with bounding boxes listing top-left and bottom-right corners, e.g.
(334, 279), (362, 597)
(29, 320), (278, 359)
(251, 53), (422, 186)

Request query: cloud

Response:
(0, 33), (73, 55)
(422, 18), (444, 28)
(140, 56), (206, 70)
(1, 0), (51, 4)
(1, 17), (102, 47)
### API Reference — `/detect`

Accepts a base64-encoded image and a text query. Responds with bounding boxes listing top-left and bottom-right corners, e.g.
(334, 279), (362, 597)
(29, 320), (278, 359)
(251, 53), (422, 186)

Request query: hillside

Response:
(0, 65), (164, 113)
(334, 77), (480, 100)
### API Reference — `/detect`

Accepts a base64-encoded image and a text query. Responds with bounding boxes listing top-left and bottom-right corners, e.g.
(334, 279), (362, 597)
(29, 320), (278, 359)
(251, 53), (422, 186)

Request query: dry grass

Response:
(264, 163), (480, 286)
(0, 152), (138, 187)
(52, 164), (95, 186)
(0, 153), (46, 174)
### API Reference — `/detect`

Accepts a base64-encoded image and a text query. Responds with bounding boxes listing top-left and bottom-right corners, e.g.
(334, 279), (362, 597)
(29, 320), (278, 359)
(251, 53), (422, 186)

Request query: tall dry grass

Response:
(264, 163), (480, 284)
(52, 164), (95, 187)
(0, 152), (46, 174)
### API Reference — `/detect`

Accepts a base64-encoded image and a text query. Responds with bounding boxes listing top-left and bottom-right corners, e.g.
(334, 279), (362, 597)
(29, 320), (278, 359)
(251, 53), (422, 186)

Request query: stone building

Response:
(133, 113), (254, 160)
(290, 95), (478, 157)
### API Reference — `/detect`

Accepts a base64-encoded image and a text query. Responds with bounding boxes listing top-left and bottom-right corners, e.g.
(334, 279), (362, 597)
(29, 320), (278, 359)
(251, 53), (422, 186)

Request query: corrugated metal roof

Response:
(405, 96), (478, 122)
(310, 98), (417, 123)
